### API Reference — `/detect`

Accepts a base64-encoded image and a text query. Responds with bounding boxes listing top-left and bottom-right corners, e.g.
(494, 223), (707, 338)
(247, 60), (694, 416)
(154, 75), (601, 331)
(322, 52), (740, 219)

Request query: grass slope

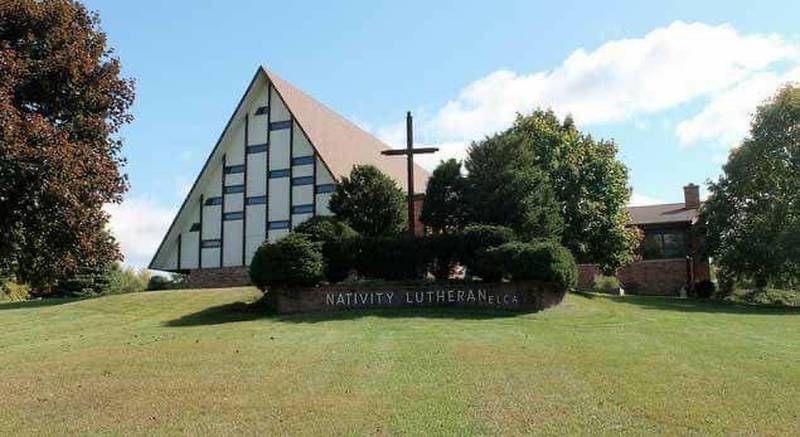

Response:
(1, 288), (799, 434)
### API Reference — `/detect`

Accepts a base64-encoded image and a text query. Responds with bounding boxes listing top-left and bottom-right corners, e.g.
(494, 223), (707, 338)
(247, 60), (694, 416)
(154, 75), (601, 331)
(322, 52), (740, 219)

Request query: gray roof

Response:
(627, 202), (701, 226)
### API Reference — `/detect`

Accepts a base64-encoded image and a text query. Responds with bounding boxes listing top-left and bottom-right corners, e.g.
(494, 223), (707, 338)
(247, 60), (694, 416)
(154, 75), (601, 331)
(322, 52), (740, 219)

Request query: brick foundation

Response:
(187, 267), (251, 288)
(578, 258), (700, 296)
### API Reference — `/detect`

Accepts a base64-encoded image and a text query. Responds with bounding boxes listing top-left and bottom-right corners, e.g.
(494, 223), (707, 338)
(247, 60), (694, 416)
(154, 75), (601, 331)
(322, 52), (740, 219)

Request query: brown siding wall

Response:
(578, 258), (705, 296)
(188, 267), (250, 288)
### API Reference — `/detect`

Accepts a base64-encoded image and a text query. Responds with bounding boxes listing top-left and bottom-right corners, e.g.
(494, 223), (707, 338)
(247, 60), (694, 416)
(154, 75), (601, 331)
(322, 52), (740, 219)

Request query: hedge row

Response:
(248, 220), (577, 292)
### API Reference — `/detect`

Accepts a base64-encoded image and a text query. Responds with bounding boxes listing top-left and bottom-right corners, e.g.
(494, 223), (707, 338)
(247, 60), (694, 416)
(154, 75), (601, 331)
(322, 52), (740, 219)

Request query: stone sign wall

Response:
(265, 281), (567, 314)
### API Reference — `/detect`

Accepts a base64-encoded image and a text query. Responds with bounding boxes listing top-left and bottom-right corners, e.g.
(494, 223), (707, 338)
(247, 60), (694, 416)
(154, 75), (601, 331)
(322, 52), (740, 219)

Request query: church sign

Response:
(264, 281), (567, 314)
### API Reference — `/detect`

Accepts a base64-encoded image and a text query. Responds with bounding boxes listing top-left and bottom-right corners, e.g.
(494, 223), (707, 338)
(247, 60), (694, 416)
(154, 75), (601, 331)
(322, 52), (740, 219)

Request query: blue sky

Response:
(84, 0), (800, 267)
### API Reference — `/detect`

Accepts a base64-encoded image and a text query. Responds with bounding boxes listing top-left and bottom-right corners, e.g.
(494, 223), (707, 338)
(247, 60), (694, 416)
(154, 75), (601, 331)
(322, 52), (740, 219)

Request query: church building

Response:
(148, 67), (430, 287)
(151, 67), (709, 296)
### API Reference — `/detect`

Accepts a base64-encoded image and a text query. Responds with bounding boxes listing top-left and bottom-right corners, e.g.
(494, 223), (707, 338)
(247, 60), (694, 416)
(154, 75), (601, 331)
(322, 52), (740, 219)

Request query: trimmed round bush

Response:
(295, 216), (359, 283)
(481, 240), (578, 289)
(249, 233), (324, 291)
(461, 225), (517, 279)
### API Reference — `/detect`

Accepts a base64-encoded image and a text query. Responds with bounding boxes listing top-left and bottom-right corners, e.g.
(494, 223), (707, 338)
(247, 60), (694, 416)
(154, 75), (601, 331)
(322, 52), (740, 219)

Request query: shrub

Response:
(147, 273), (189, 291)
(329, 165), (407, 236)
(481, 240), (578, 289)
(461, 225), (517, 277)
(593, 275), (621, 294)
(295, 216), (359, 283)
(1, 279), (30, 302)
(693, 280), (716, 299)
(56, 264), (114, 297)
(426, 232), (464, 280)
(355, 234), (430, 281)
(249, 233), (324, 291)
(106, 264), (150, 294)
(55, 263), (148, 297)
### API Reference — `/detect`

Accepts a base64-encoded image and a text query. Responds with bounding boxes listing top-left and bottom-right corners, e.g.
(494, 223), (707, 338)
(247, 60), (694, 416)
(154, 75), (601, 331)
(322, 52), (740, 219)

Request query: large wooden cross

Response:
(381, 112), (438, 235)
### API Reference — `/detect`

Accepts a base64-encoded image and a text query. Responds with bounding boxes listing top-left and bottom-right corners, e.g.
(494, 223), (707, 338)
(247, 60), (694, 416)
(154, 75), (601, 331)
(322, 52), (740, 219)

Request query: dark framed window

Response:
(642, 229), (687, 260)
(189, 222), (201, 232)
(268, 220), (290, 230)
(292, 176), (313, 186)
(223, 184), (245, 194)
(224, 164), (245, 174)
(204, 196), (222, 206)
(269, 120), (292, 131)
(291, 204), (313, 214)
(315, 184), (336, 194)
(245, 196), (267, 205)
(254, 106), (269, 116)
(247, 143), (268, 154)
(223, 211), (244, 221)
(292, 155), (314, 166)
(269, 169), (290, 178)
(201, 239), (221, 248)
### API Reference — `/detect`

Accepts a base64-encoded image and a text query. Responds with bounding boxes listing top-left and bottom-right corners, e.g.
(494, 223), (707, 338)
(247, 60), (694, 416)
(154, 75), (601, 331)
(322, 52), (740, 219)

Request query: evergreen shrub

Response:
(482, 240), (578, 289)
(295, 216), (359, 283)
(249, 233), (324, 291)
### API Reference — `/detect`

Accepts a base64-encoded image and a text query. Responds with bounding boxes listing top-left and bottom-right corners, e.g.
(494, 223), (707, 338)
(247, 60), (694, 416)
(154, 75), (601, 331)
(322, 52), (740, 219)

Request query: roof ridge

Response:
(262, 66), (400, 153)
(262, 66), (430, 193)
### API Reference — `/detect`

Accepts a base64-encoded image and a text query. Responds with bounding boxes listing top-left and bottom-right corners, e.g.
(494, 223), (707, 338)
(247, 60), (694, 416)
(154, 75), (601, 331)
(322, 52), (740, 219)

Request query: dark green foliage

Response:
(702, 85), (800, 289)
(465, 110), (638, 273)
(56, 264), (113, 297)
(55, 263), (148, 297)
(693, 280), (716, 299)
(426, 232), (463, 280)
(421, 159), (468, 233)
(482, 241), (578, 290)
(465, 132), (563, 240)
(249, 233), (324, 291)
(354, 234), (429, 281)
(329, 165), (407, 236)
(460, 225), (517, 278)
(147, 274), (189, 291)
(295, 216), (359, 283)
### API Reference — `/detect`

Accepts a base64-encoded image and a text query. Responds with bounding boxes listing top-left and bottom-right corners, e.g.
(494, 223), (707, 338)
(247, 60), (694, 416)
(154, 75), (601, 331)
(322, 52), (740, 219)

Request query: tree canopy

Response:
(464, 110), (638, 273)
(329, 165), (407, 236)
(701, 85), (800, 288)
(0, 0), (135, 292)
(420, 158), (468, 233)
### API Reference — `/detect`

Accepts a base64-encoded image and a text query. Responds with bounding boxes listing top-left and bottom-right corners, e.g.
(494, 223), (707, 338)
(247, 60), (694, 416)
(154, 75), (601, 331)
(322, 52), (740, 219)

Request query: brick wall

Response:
(187, 267), (250, 288)
(578, 258), (695, 296)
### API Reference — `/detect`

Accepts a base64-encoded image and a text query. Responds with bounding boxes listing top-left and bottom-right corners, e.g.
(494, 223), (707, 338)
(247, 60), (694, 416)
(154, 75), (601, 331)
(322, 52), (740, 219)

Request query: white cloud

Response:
(105, 197), (175, 268)
(385, 21), (797, 150)
(414, 142), (470, 172)
(629, 192), (666, 206)
(676, 67), (800, 147)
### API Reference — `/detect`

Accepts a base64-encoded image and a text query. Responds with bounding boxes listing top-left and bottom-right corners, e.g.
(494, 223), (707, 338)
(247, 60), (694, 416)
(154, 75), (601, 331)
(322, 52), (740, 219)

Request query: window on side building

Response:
(642, 229), (687, 260)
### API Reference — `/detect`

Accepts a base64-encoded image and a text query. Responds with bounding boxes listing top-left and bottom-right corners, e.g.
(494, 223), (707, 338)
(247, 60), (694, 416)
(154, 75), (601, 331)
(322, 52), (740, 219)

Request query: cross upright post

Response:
(381, 111), (438, 235)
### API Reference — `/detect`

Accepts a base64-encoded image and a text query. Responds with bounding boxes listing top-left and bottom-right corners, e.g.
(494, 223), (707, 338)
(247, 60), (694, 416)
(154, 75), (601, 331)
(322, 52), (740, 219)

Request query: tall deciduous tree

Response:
(0, 0), (135, 292)
(420, 158), (468, 233)
(465, 110), (638, 272)
(329, 165), (407, 236)
(702, 85), (800, 289)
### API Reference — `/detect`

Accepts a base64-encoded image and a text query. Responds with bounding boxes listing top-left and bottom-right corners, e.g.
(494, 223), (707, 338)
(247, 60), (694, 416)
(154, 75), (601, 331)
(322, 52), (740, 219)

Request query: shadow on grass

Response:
(0, 297), (81, 311)
(603, 294), (800, 315)
(165, 299), (523, 327)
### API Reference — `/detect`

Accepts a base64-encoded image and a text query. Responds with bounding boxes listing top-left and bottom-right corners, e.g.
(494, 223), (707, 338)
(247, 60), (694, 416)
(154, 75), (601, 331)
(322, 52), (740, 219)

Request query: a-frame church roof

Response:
(266, 67), (430, 191)
(148, 67), (430, 270)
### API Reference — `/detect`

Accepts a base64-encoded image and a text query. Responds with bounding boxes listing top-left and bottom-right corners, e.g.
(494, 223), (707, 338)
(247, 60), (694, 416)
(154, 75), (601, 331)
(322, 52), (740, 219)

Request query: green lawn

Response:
(1, 288), (799, 435)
